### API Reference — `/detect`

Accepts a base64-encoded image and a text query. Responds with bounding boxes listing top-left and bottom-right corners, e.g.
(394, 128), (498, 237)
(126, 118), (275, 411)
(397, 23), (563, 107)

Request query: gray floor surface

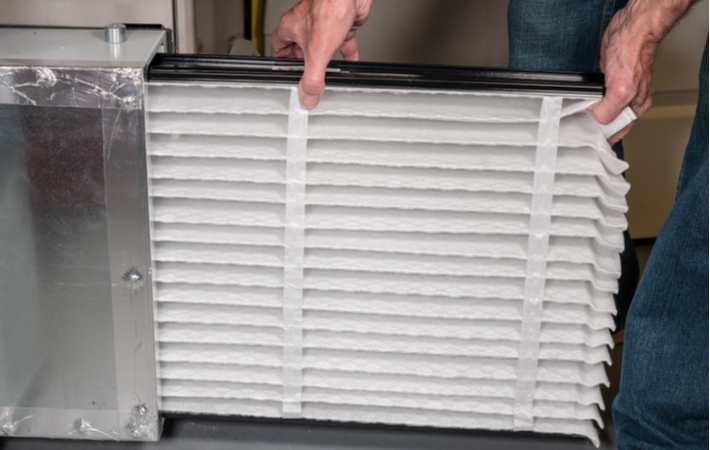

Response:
(0, 414), (614, 450)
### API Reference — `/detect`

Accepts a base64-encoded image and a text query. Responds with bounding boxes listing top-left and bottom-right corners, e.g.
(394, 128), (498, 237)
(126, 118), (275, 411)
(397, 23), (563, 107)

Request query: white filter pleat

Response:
(146, 82), (629, 446)
(148, 84), (290, 115)
(149, 134), (285, 160)
(301, 291), (615, 329)
(315, 88), (545, 123)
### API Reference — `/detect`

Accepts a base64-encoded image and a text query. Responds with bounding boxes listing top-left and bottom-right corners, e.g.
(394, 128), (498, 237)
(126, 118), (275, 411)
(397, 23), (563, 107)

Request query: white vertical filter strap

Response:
(282, 87), (308, 418)
(513, 96), (563, 430)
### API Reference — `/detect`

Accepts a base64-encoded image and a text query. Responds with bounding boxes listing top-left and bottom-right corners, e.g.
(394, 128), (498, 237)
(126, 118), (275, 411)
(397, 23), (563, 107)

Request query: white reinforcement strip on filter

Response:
(513, 96), (563, 430)
(598, 106), (637, 139)
(282, 87), (308, 418)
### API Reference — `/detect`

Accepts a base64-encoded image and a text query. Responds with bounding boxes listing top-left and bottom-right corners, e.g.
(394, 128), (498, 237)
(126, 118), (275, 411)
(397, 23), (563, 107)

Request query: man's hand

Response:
(589, 0), (697, 144)
(271, 0), (372, 109)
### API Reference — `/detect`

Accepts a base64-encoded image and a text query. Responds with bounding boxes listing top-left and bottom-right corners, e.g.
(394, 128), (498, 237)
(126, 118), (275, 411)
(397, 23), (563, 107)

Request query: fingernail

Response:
(300, 93), (318, 109)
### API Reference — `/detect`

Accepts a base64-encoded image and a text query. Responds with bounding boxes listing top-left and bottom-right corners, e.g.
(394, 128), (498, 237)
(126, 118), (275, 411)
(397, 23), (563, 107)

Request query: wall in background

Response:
(1, 0), (174, 29)
(195, 0), (244, 54)
(262, 0), (509, 67)
(1, 0), (199, 53)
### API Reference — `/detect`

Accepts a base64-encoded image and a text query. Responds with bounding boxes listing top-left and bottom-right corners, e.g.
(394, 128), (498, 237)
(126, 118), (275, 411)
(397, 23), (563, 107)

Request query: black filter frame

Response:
(147, 54), (604, 95)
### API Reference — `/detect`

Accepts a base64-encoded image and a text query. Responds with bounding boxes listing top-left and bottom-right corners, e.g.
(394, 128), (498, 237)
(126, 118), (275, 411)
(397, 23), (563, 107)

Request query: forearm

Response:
(622, 0), (698, 43)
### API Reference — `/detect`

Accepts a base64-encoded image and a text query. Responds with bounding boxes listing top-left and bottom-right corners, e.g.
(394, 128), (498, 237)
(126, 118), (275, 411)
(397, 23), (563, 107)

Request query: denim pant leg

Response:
(507, 0), (638, 331)
(612, 40), (709, 450)
(508, 0), (627, 72)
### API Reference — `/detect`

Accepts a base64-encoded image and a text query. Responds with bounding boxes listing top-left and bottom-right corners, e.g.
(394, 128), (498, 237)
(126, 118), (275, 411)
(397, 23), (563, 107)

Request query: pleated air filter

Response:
(145, 57), (632, 446)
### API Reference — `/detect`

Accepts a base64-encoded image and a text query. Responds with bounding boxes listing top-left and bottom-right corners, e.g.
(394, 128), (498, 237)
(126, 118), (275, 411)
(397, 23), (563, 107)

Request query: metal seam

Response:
(513, 96), (563, 430)
(282, 87), (308, 418)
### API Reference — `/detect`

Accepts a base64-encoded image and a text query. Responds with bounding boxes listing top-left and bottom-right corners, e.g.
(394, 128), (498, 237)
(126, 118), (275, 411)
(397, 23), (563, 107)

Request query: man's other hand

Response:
(589, 0), (697, 144)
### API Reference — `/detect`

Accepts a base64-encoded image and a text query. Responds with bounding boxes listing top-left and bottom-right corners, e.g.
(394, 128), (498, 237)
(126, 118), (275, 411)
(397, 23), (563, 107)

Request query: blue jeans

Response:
(613, 41), (709, 449)
(508, 1), (709, 448)
(508, 0), (638, 333)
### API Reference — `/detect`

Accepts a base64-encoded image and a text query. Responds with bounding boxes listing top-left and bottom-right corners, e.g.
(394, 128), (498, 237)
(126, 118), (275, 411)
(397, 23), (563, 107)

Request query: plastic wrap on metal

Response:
(0, 65), (159, 440)
(0, 67), (143, 109)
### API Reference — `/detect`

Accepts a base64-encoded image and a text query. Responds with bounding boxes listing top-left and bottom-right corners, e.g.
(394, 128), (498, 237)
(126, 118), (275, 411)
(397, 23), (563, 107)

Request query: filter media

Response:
(145, 79), (629, 446)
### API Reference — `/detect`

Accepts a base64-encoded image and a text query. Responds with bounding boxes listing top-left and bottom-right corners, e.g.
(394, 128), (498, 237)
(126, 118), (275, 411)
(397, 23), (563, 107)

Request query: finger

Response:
(274, 43), (300, 58)
(272, 35), (293, 57)
(300, 21), (351, 109)
(630, 87), (654, 118)
(271, 16), (295, 56)
(339, 37), (360, 61)
(300, 44), (334, 109)
(607, 122), (634, 145)
(294, 45), (305, 59)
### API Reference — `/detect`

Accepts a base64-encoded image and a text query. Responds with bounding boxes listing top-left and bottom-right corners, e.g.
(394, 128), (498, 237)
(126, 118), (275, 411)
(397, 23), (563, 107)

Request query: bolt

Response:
(104, 24), (127, 44)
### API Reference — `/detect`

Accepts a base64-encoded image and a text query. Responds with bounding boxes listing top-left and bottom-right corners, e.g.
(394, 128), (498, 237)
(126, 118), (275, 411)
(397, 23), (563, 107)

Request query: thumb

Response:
(589, 84), (631, 125)
(589, 99), (619, 125)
